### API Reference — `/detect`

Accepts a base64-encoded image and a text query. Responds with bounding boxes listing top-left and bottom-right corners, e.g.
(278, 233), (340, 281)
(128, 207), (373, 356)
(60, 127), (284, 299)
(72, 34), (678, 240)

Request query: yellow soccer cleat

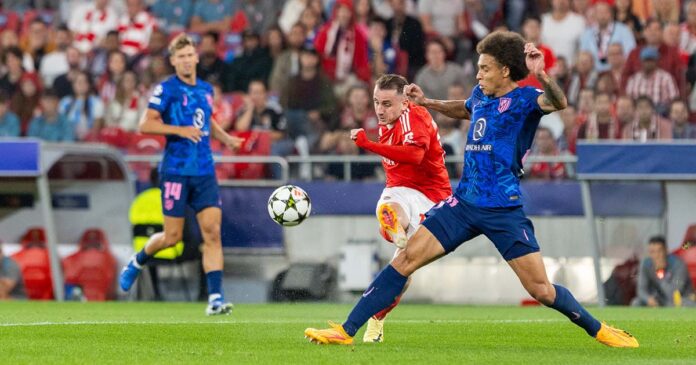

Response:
(304, 321), (354, 345)
(595, 323), (639, 348)
(378, 204), (408, 249)
(363, 317), (385, 343)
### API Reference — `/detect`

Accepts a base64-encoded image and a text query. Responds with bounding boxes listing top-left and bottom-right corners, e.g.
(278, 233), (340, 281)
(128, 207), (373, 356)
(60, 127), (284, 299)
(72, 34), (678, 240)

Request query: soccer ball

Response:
(267, 185), (312, 227)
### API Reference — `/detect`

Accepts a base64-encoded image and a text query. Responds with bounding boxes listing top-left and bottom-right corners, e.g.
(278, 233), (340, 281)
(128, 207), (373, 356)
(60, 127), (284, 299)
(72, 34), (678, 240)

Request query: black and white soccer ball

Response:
(267, 185), (311, 227)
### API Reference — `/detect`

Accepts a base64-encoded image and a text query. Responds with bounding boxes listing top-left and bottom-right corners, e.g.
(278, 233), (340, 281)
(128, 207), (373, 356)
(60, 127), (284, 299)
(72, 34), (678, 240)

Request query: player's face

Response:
(170, 45), (199, 79)
(373, 87), (407, 125)
(476, 54), (508, 96)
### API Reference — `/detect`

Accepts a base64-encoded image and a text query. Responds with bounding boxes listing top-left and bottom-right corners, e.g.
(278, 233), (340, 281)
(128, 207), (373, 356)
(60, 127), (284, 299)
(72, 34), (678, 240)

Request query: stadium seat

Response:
(11, 227), (54, 300)
(62, 229), (117, 301)
(673, 224), (696, 289)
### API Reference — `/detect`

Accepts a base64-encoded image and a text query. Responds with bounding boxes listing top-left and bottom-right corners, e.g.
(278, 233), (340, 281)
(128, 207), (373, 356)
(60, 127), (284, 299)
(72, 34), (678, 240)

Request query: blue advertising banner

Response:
(0, 140), (40, 176)
(577, 143), (696, 179)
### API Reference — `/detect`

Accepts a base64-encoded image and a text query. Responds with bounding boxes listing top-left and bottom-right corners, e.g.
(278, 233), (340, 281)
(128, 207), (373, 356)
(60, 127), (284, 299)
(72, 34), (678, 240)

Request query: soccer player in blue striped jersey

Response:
(119, 34), (243, 315)
(305, 31), (639, 348)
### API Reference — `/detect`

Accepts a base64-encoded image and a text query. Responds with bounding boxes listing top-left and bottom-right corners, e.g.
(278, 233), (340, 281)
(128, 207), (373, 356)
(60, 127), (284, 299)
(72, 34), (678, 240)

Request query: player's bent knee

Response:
(391, 251), (418, 276)
(529, 283), (555, 305)
(163, 231), (183, 246)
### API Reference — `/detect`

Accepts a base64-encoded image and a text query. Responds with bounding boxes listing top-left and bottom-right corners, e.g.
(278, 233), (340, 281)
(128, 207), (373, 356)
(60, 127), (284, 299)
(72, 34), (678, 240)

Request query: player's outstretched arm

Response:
(211, 117), (244, 151)
(525, 42), (567, 113)
(139, 108), (203, 143)
(404, 83), (470, 120)
(351, 128), (425, 164)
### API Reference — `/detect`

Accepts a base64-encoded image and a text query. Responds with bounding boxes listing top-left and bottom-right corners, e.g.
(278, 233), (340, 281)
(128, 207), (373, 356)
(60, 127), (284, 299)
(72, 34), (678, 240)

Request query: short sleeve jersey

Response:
(148, 76), (215, 176)
(378, 102), (452, 203)
(456, 85), (545, 207)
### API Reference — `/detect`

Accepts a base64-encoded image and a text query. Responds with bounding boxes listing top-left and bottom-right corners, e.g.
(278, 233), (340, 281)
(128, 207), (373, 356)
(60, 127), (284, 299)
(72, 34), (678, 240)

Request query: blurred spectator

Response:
(98, 50), (129, 104)
(621, 96), (672, 141)
(0, 242), (26, 300)
(150, 0), (194, 33)
(299, 5), (322, 49)
(69, 0), (120, 54)
(39, 25), (73, 87)
(0, 47), (25, 97)
(234, 0), (279, 35)
(10, 72), (42, 135)
(223, 30), (273, 92)
(613, 0), (642, 39)
(437, 83), (468, 156)
(141, 55), (171, 93)
(503, 0), (539, 33)
(0, 92), (21, 137)
(118, 0), (156, 58)
(211, 82), (234, 131)
(279, 0), (309, 34)
(663, 23), (688, 65)
(571, 0), (593, 21)
(314, 0), (371, 91)
(354, 0), (374, 35)
(632, 235), (695, 307)
(576, 87), (595, 122)
(27, 89), (75, 142)
(577, 92), (620, 140)
(265, 26), (287, 60)
(197, 32), (226, 84)
(281, 46), (336, 146)
(602, 43), (627, 94)
(624, 19), (685, 96)
(270, 23), (306, 95)
(59, 71), (105, 140)
(528, 126), (567, 180)
(551, 56), (570, 90)
(566, 51), (598, 107)
(88, 30), (120, 81)
(653, 0), (680, 24)
(20, 19), (56, 72)
(579, 1), (635, 73)
(53, 46), (84, 99)
(336, 84), (379, 140)
(417, 0), (463, 44)
(680, 1), (696, 56)
(386, 0), (426, 79)
(615, 95), (636, 137)
(595, 71), (620, 99)
(190, 0), (234, 34)
(235, 80), (293, 177)
(129, 29), (169, 76)
(367, 17), (397, 78)
(557, 103), (579, 153)
(104, 70), (142, 131)
(3, 0), (32, 14)
(414, 38), (466, 102)
(1, 29), (19, 50)
(372, 0), (416, 19)
(669, 99), (696, 139)
(541, 0), (586, 64)
(625, 46), (679, 114)
(518, 17), (556, 88)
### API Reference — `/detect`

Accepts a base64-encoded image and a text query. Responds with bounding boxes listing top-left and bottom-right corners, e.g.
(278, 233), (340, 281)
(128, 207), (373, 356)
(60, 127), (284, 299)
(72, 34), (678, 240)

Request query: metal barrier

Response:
(124, 154), (579, 183)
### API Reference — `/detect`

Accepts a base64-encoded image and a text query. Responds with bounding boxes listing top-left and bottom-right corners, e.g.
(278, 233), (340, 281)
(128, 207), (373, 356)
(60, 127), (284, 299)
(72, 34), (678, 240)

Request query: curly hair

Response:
(476, 31), (528, 82)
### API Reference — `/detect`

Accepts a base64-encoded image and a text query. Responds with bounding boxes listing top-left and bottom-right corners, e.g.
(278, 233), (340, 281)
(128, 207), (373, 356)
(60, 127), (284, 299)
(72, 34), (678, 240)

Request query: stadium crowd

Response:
(0, 0), (695, 181)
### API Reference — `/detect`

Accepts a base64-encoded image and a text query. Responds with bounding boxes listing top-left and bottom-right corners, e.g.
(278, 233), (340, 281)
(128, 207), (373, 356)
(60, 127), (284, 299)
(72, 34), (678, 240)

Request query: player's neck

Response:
(177, 73), (197, 86)
(492, 82), (517, 98)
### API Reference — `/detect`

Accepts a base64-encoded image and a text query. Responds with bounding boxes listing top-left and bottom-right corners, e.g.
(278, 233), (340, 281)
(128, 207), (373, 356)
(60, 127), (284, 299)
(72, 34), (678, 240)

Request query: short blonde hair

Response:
(168, 33), (195, 55)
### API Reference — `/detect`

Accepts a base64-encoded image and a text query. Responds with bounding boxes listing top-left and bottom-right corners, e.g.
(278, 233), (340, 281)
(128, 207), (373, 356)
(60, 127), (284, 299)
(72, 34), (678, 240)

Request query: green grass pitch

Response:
(1, 302), (695, 364)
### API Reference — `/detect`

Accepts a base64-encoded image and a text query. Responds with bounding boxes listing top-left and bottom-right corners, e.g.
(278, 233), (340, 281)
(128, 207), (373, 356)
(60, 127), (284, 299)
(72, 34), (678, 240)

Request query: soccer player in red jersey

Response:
(349, 74), (451, 342)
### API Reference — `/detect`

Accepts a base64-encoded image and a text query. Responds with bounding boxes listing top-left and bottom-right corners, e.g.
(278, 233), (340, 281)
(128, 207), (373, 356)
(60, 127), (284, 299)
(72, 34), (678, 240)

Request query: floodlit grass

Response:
(1, 302), (694, 364)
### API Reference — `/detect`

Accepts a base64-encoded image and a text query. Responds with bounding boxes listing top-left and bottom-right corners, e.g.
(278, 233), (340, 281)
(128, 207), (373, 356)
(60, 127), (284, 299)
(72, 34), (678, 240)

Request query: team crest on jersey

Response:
(164, 199), (174, 211)
(472, 118), (487, 141)
(498, 97), (511, 113)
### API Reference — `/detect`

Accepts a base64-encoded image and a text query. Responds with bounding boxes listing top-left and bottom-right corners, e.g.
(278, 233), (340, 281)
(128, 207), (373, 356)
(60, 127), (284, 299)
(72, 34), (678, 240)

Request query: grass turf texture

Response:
(1, 302), (694, 364)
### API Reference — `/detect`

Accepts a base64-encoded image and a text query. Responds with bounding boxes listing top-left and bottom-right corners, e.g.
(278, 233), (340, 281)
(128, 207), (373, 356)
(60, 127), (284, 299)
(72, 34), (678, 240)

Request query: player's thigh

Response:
(196, 206), (222, 241)
(189, 174), (222, 215)
(160, 174), (190, 218)
(390, 226), (446, 276)
(162, 215), (185, 243)
(507, 252), (554, 302)
(420, 195), (480, 254)
(376, 187), (434, 234)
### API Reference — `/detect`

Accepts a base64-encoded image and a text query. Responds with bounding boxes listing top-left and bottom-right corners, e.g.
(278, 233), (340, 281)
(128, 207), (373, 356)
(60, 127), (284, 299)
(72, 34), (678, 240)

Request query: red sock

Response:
(373, 295), (402, 320)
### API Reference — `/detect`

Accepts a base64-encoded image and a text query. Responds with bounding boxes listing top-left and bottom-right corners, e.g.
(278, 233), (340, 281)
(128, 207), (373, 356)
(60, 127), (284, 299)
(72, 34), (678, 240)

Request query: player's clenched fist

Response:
(178, 126), (204, 143)
(226, 136), (245, 151)
(404, 83), (425, 106)
(350, 128), (368, 147)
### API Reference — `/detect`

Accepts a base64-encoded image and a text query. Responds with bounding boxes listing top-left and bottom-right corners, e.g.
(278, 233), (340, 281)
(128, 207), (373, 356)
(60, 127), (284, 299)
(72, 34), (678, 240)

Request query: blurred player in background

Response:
(305, 31), (639, 348)
(119, 34), (243, 315)
(350, 74), (451, 342)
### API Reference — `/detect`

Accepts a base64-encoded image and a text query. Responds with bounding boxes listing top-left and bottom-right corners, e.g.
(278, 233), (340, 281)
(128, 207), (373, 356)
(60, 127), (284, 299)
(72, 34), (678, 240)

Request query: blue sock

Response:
(548, 284), (601, 337)
(135, 248), (151, 267)
(343, 265), (408, 337)
(206, 270), (224, 302)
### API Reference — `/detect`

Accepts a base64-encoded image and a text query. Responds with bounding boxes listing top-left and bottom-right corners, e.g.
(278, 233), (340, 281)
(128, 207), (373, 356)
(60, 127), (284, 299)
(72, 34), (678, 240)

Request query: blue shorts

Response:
(160, 174), (221, 217)
(422, 196), (540, 261)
